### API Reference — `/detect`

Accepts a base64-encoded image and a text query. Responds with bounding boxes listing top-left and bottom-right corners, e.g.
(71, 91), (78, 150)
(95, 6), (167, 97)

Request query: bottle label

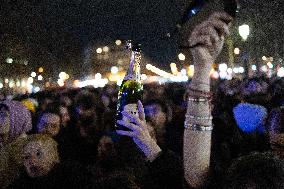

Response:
(122, 103), (139, 123)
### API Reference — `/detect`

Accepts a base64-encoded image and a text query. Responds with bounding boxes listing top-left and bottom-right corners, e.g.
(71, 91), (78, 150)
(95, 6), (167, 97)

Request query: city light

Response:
(262, 56), (267, 61)
(145, 64), (171, 78)
(59, 72), (67, 80)
(34, 87), (40, 93)
(261, 65), (268, 72)
(5, 79), (9, 84)
(251, 65), (257, 71)
(39, 67), (44, 73)
(96, 48), (103, 54)
(178, 53), (186, 61)
(277, 67), (284, 77)
(115, 40), (122, 46)
(16, 81), (21, 87)
(0, 83), (3, 89)
(267, 62), (273, 69)
(21, 80), (26, 87)
(31, 72), (36, 78)
(234, 48), (240, 55)
(103, 46), (109, 52)
(170, 63), (178, 75)
(219, 63), (228, 72)
(141, 74), (147, 80)
(27, 77), (33, 84)
(6, 58), (13, 64)
(57, 79), (64, 87)
(239, 67), (245, 73)
(111, 66), (119, 74)
(239, 24), (250, 41)
(9, 81), (15, 88)
(95, 73), (102, 80)
(227, 68), (233, 74)
(38, 75), (43, 81)
(181, 69), (187, 76)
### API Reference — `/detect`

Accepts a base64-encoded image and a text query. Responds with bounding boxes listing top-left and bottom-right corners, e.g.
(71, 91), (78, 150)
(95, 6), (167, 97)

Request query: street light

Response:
(239, 24), (250, 41)
(239, 24), (250, 77)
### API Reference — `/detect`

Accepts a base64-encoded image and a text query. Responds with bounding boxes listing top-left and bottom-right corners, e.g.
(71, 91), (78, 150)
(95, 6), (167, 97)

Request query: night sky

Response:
(0, 0), (283, 78)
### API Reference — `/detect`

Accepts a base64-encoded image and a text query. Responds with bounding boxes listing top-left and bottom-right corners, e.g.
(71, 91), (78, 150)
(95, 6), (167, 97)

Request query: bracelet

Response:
(187, 96), (209, 103)
(184, 123), (213, 131)
(185, 114), (213, 120)
(187, 87), (212, 99)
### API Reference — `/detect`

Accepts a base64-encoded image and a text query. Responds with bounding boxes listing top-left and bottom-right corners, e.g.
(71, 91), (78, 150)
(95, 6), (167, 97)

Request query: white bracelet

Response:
(185, 114), (213, 120)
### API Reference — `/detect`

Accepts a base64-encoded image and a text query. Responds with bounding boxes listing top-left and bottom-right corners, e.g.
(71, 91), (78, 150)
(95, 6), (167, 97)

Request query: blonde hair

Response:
(25, 134), (60, 164)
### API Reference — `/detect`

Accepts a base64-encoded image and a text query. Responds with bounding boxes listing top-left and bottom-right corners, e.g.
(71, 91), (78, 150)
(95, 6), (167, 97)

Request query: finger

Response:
(137, 100), (146, 121)
(117, 120), (142, 132)
(116, 130), (136, 137)
(189, 35), (212, 47)
(122, 111), (140, 125)
(207, 20), (230, 37)
(210, 12), (233, 24)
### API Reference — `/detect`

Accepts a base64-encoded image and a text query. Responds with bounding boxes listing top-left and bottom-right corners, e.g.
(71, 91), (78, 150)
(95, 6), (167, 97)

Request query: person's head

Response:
(37, 113), (61, 137)
(267, 107), (284, 159)
(0, 101), (32, 146)
(59, 106), (70, 127)
(23, 134), (59, 178)
(144, 99), (171, 132)
(224, 153), (284, 189)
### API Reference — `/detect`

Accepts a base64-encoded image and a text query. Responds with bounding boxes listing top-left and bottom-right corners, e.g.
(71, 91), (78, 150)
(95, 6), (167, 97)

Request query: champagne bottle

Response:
(116, 41), (143, 130)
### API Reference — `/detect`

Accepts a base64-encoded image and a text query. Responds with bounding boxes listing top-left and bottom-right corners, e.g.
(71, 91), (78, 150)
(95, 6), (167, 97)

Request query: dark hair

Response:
(224, 152), (284, 189)
(267, 107), (284, 134)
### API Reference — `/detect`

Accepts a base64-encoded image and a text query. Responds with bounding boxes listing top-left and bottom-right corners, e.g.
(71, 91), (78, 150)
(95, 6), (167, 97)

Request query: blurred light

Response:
(181, 69), (187, 76)
(233, 67), (239, 74)
(262, 56), (267, 61)
(6, 58), (13, 64)
(188, 65), (195, 77)
(211, 71), (219, 79)
(9, 81), (15, 88)
(0, 83), (3, 89)
(34, 87), (40, 93)
(234, 48), (240, 55)
(219, 63), (228, 72)
(96, 48), (103, 54)
(115, 40), (122, 46)
(111, 66), (119, 74)
(269, 57), (274, 62)
(251, 65), (257, 71)
(277, 67), (284, 77)
(227, 68), (233, 74)
(38, 75), (43, 81)
(261, 65), (268, 72)
(238, 24), (250, 41)
(57, 79), (64, 87)
(219, 71), (227, 79)
(16, 81), (21, 87)
(146, 64), (151, 70)
(73, 80), (80, 88)
(45, 82), (50, 88)
(27, 77), (33, 84)
(38, 67), (44, 73)
(239, 67), (245, 73)
(141, 74), (147, 80)
(27, 84), (33, 93)
(170, 63), (178, 75)
(103, 46), (109, 52)
(59, 72), (67, 80)
(31, 72), (36, 78)
(21, 80), (26, 87)
(65, 74), (70, 80)
(178, 53), (186, 61)
(95, 73), (102, 80)
(117, 79), (123, 86)
(4, 79), (9, 84)
(267, 62), (273, 69)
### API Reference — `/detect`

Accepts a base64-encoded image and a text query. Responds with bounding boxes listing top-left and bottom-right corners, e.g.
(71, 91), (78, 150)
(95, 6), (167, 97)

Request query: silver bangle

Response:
(187, 97), (208, 103)
(185, 114), (213, 121)
(184, 123), (213, 131)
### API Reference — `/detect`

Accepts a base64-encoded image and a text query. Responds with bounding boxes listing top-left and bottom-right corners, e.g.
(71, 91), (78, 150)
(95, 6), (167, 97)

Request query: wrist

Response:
(145, 139), (162, 162)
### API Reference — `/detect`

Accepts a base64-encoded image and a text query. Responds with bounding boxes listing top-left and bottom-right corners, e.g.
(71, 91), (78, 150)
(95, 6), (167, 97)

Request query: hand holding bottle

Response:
(116, 100), (162, 162)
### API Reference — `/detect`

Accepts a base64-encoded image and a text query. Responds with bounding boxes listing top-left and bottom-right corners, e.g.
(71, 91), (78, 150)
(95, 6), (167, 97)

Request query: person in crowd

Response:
(9, 134), (90, 189)
(116, 11), (284, 189)
(0, 100), (32, 189)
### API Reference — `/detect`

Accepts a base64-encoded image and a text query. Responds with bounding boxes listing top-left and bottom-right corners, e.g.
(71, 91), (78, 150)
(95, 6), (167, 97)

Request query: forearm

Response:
(184, 58), (213, 188)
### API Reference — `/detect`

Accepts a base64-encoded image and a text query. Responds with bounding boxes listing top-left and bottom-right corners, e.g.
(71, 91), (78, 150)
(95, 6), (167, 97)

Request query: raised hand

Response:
(116, 100), (161, 162)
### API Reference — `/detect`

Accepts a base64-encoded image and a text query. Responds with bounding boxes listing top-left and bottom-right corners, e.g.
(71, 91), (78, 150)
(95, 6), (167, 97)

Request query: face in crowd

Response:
(0, 105), (9, 146)
(23, 135), (59, 178)
(37, 113), (61, 137)
(59, 106), (70, 127)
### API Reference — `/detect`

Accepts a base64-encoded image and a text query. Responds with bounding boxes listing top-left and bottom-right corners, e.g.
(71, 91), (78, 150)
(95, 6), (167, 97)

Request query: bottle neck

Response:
(125, 51), (141, 81)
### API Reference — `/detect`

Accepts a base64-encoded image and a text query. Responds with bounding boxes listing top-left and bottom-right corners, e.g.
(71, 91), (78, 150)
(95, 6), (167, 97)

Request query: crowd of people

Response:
(1, 12), (284, 189)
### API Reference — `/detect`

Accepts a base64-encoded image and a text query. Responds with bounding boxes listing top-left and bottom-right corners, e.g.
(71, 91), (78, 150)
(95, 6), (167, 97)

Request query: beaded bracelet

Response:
(184, 123), (213, 131)
(187, 87), (213, 98)
(185, 114), (213, 120)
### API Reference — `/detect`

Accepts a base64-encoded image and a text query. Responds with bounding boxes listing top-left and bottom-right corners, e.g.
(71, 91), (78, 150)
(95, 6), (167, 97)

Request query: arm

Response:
(183, 12), (232, 188)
